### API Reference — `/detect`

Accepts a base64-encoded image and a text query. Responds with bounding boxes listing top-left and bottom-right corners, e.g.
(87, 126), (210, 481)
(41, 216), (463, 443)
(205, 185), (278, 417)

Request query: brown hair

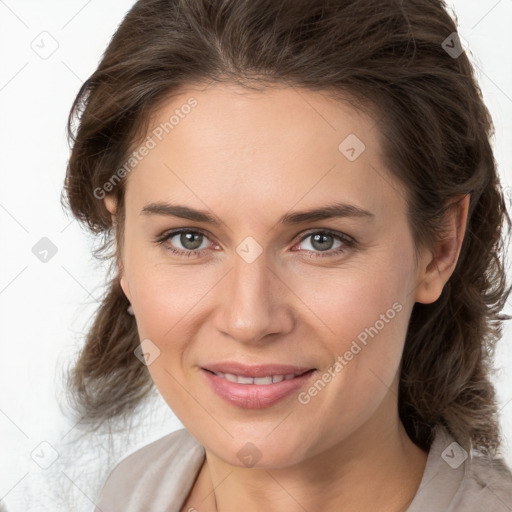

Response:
(62, 0), (511, 455)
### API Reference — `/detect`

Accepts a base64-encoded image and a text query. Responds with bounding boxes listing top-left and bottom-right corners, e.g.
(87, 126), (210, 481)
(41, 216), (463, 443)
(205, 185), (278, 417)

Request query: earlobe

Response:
(414, 194), (470, 304)
(120, 274), (135, 316)
(120, 274), (132, 303)
(414, 262), (444, 305)
(104, 195), (117, 216)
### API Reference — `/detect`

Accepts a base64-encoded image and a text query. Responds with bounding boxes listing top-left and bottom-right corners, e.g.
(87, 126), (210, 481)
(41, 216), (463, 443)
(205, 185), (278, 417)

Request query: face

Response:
(108, 82), (432, 468)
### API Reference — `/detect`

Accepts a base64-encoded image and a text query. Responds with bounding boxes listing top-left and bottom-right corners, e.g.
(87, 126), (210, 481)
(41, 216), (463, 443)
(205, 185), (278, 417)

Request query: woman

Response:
(62, 0), (512, 510)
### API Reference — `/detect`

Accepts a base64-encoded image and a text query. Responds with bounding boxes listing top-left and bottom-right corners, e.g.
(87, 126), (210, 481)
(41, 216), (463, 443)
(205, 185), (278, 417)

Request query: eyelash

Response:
(154, 228), (357, 259)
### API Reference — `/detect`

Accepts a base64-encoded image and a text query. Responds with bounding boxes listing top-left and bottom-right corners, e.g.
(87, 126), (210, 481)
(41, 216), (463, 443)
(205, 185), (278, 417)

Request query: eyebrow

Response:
(141, 201), (374, 226)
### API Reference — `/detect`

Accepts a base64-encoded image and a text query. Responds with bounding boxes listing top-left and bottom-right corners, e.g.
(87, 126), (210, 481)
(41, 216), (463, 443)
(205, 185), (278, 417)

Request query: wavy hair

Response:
(62, 0), (511, 456)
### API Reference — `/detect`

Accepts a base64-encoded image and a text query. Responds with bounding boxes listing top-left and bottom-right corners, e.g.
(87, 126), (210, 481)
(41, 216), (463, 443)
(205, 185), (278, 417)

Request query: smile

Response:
(200, 364), (316, 409)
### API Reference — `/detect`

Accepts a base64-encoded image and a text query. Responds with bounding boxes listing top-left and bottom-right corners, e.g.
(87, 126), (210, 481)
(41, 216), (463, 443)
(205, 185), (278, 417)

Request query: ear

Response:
(103, 195), (132, 302)
(414, 194), (470, 304)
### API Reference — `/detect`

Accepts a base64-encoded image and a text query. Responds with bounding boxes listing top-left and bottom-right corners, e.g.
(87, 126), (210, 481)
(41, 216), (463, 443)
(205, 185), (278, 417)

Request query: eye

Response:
(293, 230), (355, 258)
(155, 229), (214, 258)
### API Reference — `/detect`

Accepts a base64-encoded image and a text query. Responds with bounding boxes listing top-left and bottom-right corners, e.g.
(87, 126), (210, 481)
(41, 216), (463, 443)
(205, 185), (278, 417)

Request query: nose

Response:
(214, 249), (294, 345)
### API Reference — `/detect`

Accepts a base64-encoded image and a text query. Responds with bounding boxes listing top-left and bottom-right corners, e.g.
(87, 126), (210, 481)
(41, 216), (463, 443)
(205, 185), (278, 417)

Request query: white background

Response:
(0, 1), (511, 510)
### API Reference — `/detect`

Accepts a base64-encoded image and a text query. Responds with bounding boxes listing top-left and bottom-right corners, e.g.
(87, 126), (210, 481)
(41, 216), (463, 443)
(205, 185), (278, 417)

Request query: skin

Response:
(105, 82), (470, 511)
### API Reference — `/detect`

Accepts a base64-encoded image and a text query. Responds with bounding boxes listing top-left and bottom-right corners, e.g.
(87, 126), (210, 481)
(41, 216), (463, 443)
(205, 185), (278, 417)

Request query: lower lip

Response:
(201, 368), (316, 409)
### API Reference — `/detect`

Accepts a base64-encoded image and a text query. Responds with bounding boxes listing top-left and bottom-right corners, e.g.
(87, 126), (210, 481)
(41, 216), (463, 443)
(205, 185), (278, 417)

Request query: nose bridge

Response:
(217, 246), (291, 344)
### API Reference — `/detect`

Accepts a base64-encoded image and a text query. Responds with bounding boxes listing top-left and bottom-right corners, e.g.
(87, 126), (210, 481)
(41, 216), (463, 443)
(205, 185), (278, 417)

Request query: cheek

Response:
(125, 263), (210, 410)
(129, 267), (213, 347)
(292, 243), (414, 408)
(123, 233), (213, 335)
(291, 274), (411, 451)
(291, 243), (414, 347)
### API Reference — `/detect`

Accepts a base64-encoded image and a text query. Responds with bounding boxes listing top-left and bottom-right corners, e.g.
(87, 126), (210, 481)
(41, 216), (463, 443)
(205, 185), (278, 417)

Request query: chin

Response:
(201, 427), (313, 470)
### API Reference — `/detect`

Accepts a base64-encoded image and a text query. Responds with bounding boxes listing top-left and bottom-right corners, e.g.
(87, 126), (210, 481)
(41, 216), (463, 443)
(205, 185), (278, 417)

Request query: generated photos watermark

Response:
(298, 301), (403, 404)
(93, 97), (198, 199)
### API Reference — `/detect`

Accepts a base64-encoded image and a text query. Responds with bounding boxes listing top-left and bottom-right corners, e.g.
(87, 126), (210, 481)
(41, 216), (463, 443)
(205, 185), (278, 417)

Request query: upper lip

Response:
(202, 362), (315, 378)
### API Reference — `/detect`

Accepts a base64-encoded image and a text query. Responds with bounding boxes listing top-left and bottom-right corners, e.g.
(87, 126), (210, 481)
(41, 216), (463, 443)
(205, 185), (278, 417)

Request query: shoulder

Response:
(94, 428), (205, 512)
(454, 451), (512, 511)
(408, 426), (512, 512)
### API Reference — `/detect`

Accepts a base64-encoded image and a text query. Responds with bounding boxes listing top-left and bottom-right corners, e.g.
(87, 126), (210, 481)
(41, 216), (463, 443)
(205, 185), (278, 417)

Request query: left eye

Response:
(296, 232), (344, 252)
(155, 229), (355, 258)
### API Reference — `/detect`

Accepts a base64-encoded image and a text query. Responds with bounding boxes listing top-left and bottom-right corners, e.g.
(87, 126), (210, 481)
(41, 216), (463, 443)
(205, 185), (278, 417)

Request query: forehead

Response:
(146, 82), (373, 159)
(123, 82), (407, 226)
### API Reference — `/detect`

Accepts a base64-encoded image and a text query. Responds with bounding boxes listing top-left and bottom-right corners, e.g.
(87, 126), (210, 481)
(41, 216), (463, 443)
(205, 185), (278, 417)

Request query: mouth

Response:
(200, 363), (317, 409)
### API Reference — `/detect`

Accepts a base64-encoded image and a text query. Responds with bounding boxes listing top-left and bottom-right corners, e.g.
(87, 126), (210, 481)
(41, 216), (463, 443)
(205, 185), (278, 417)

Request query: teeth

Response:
(254, 376), (273, 385)
(214, 371), (302, 385)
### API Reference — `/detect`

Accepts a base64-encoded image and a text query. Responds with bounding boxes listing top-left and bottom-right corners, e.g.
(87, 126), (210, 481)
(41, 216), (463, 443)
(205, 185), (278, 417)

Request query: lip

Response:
(200, 362), (316, 409)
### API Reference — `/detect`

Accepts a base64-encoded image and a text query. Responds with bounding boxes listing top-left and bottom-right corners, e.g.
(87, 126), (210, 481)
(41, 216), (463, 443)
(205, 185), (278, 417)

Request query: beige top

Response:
(94, 426), (512, 512)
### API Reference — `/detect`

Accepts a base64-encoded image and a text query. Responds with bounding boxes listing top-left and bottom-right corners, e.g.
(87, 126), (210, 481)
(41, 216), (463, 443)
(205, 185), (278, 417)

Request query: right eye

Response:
(155, 229), (215, 258)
